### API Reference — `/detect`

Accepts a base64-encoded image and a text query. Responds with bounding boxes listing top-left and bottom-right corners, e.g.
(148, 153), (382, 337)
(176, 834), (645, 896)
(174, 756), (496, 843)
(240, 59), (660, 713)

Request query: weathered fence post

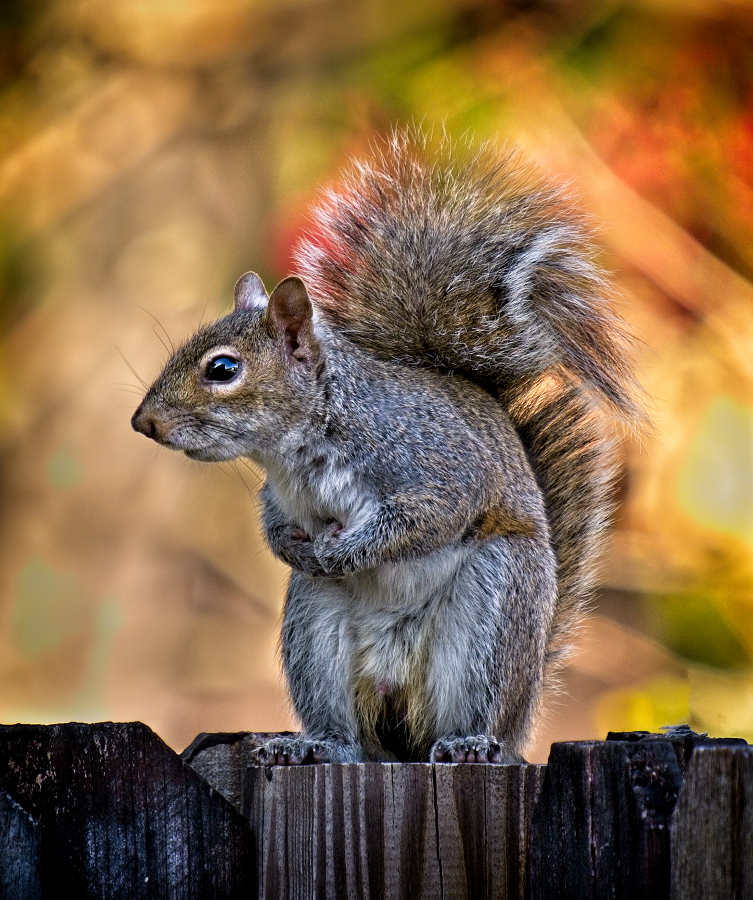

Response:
(528, 739), (683, 899)
(2, 723), (752, 897)
(0, 788), (41, 900)
(0, 722), (252, 899)
(671, 744), (753, 899)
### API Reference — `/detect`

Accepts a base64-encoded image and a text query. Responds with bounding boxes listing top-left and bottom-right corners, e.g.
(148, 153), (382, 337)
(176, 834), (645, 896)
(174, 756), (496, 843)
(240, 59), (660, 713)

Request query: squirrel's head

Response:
(131, 273), (325, 464)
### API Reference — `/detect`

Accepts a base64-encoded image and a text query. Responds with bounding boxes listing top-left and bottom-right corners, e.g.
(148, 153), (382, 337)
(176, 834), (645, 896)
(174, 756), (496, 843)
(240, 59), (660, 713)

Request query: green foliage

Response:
(47, 446), (83, 491)
(0, 222), (39, 335)
(646, 590), (750, 671)
(12, 557), (91, 657)
(562, 7), (659, 83)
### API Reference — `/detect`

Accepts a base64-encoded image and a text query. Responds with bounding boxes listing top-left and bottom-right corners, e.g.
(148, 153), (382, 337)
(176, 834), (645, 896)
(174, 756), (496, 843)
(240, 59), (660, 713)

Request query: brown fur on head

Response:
(131, 274), (323, 463)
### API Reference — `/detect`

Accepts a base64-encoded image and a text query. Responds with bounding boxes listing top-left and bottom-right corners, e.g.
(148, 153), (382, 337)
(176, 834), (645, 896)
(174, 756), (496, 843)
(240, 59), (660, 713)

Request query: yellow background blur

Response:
(0, 0), (751, 762)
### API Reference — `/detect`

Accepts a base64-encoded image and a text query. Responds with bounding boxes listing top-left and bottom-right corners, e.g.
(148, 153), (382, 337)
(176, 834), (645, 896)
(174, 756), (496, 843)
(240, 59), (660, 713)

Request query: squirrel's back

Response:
(295, 129), (642, 676)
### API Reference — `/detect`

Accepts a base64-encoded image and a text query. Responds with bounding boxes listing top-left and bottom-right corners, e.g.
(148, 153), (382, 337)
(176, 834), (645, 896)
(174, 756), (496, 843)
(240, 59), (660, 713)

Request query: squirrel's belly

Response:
(345, 544), (470, 692)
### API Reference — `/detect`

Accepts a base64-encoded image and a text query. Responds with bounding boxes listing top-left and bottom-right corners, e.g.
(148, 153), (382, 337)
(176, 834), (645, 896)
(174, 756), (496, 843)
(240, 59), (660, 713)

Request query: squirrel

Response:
(131, 130), (643, 764)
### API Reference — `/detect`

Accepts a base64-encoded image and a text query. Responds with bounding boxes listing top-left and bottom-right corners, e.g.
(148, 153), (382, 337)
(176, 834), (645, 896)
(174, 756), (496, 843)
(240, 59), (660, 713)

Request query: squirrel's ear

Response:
(234, 272), (269, 311)
(267, 276), (318, 365)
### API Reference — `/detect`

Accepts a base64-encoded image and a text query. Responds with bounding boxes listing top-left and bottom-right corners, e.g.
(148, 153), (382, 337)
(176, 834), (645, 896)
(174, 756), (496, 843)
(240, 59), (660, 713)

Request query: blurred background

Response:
(0, 0), (751, 762)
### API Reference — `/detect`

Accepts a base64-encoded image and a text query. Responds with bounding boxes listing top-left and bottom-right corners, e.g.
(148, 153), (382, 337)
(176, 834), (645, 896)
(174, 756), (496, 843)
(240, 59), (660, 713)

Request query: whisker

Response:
(116, 386), (145, 396)
(198, 298), (210, 330)
(116, 347), (148, 389)
(152, 325), (171, 357)
(229, 460), (255, 498)
(136, 304), (175, 352)
(236, 457), (263, 486)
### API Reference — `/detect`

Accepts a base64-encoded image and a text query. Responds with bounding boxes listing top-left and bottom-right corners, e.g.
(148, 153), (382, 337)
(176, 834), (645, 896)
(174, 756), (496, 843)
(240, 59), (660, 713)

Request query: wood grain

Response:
(0, 787), (41, 899)
(671, 744), (753, 900)
(244, 761), (544, 900)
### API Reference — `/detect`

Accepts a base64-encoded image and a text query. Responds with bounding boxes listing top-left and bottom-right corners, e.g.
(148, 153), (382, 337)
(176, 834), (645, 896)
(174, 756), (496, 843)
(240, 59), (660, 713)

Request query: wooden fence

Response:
(0, 721), (749, 898)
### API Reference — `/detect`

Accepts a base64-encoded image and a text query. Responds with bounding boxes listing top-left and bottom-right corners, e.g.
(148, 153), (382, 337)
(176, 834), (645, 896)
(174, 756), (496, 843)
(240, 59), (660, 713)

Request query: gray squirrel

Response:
(132, 131), (643, 764)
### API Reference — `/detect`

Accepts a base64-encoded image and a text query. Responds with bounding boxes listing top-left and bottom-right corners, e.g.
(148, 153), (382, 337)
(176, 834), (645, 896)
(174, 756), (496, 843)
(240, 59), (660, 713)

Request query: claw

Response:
(254, 736), (365, 765)
(430, 735), (517, 764)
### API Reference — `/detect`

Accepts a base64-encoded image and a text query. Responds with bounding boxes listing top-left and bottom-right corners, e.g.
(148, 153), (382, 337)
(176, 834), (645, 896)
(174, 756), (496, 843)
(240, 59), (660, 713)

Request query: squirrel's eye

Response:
(205, 356), (240, 382)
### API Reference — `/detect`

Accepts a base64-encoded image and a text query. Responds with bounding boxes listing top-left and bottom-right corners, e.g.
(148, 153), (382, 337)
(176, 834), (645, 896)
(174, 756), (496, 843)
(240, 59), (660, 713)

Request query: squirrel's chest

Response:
(270, 461), (375, 534)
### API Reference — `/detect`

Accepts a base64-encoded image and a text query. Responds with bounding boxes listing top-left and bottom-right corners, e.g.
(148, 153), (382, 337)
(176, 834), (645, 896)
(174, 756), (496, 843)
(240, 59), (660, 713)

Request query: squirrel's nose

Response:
(131, 406), (162, 441)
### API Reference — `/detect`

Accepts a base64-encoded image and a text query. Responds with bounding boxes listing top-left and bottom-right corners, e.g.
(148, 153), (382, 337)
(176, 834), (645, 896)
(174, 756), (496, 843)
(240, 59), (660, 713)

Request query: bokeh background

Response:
(0, 0), (751, 762)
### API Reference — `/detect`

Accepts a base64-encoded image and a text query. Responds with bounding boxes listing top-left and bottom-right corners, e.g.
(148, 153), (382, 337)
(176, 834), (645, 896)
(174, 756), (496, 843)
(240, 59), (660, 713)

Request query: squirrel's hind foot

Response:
(430, 735), (525, 764)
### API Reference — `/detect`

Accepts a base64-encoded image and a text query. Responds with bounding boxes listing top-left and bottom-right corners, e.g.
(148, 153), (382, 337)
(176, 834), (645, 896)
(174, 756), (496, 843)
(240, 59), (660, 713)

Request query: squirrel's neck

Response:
(251, 335), (358, 479)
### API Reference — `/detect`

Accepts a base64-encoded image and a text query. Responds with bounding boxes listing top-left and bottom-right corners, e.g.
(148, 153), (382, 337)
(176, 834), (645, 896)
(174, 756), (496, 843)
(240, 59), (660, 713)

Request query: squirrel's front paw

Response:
(430, 735), (524, 764)
(314, 520), (357, 575)
(269, 525), (330, 577)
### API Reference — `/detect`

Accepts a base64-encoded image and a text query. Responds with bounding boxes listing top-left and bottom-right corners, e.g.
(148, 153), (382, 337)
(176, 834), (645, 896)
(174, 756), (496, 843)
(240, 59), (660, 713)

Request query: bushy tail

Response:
(510, 381), (619, 675)
(295, 128), (645, 425)
(295, 128), (642, 668)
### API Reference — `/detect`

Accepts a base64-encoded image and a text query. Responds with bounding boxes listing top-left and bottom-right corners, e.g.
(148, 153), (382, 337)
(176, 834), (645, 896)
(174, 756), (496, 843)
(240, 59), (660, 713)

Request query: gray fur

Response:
(132, 131), (641, 763)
